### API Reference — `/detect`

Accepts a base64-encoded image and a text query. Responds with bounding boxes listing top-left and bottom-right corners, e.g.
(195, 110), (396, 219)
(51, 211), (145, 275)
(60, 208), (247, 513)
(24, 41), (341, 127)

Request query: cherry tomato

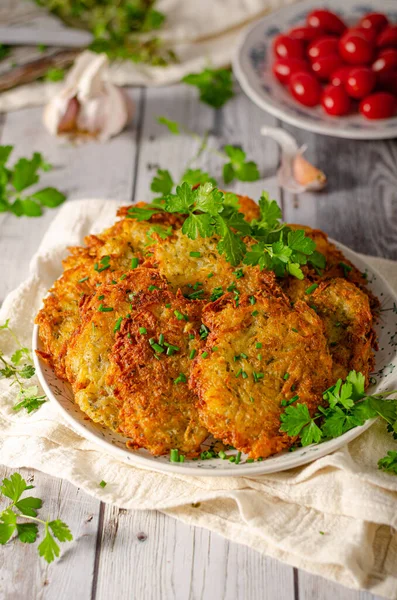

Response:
(272, 58), (310, 84)
(308, 36), (339, 60)
(359, 12), (389, 33)
(377, 26), (397, 49)
(273, 34), (305, 59)
(321, 84), (351, 115)
(338, 31), (374, 64)
(311, 55), (343, 80)
(378, 71), (397, 95)
(330, 66), (352, 87)
(345, 67), (376, 99)
(306, 9), (346, 35)
(348, 27), (377, 44)
(289, 71), (322, 107)
(372, 49), (397, 74)
(289, 26), (325, 42)
(359, 92), (397, 119)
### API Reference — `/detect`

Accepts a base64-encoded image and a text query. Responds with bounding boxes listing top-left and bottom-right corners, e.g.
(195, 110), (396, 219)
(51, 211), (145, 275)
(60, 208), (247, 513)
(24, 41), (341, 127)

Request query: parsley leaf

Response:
(0, 472), (73, 562)
(151, 169), (174, 196)
(180, 168), (217, 188)
(182, 68), (234, 109)
(157, 116), (180, 134)
(222, 145), (260, 184)
(30, 188), (66, 208)
(378, 451), (397, 475)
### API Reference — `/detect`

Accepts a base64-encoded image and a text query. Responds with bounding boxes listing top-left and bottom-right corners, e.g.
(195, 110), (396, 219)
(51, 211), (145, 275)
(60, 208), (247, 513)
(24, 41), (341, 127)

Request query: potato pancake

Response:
(190, 293), (333, 459)
(65, 269), (169, 430)
(108, 291), (208, 455)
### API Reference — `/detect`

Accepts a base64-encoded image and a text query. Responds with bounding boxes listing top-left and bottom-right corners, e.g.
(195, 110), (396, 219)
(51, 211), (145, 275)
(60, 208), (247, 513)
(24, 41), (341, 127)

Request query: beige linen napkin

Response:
(0, 199), (396, 598)
(0, 0), (297, 112)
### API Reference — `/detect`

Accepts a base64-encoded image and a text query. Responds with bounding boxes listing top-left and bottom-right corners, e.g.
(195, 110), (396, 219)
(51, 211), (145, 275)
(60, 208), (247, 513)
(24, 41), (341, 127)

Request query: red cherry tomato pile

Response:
(271, 9), (397, 119)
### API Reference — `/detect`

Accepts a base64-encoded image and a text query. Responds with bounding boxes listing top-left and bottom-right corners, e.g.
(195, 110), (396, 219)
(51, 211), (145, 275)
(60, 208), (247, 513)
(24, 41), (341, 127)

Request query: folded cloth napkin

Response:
(0, 0), (296, 112)
(0, 199), (396, 598)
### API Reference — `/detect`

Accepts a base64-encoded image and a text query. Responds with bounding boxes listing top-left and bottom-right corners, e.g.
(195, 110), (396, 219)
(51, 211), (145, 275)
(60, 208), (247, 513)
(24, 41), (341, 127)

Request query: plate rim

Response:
(232, 0), (397, 140)
(32, 240), (397, 477)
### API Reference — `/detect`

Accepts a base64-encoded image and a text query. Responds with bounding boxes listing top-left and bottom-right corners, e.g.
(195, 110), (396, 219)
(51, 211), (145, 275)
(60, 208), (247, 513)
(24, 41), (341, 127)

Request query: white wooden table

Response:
(0, 82), (395, 600)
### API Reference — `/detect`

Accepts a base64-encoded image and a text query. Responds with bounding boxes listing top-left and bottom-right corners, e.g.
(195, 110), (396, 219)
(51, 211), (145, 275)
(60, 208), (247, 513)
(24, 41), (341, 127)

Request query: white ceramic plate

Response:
(233, 0), (397, 139)
(33, 241), (397, 476)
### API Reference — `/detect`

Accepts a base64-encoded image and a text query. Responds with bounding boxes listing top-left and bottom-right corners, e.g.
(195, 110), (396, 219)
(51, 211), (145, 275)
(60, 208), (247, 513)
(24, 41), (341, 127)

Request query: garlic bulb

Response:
(43, 51), (133, 142)
(260, 126), (327, 193)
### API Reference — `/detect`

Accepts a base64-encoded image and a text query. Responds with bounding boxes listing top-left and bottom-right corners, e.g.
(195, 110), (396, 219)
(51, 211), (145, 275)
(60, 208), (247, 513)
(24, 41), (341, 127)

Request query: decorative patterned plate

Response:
(233, 0), (397, 139)
(33, 242), (397, 476)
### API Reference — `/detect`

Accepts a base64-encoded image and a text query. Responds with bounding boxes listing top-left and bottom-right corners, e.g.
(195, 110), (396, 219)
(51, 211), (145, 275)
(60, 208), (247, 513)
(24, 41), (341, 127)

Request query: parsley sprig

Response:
(0, 320), (47, 413)
(157, 117), (260, 185)
(280, 370), (397, 454)
(0, 146), (65, 217)
(130, 182), (320, 275)
(0, 473), (72, 562)
(182, 67), (234, 109)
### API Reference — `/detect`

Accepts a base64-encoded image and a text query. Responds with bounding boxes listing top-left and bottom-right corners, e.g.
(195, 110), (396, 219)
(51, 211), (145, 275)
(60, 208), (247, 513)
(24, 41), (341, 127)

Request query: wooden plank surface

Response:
(0, 83), (391, 600)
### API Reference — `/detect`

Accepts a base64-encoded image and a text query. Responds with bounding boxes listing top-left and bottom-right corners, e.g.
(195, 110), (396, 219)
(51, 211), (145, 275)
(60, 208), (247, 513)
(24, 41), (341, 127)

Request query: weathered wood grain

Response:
(0, 88), (141, 300)
(281, 123), (397, 260)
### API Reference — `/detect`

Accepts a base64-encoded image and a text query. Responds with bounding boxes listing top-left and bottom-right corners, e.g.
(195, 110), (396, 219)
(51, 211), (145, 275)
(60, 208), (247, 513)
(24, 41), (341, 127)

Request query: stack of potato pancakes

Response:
(36, 194), (377, 459)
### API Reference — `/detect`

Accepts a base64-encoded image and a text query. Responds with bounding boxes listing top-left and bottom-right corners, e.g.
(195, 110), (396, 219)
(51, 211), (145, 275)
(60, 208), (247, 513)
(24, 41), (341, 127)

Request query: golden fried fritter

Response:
(309, 279), (375, 383)
(35, 211), (178, 379)
(65, 269), (169, 430)
(287, 224), (378, 310)
(190, 293), (333, 459)
(152, 229), (281, 301)
(108, 291), (208, 455)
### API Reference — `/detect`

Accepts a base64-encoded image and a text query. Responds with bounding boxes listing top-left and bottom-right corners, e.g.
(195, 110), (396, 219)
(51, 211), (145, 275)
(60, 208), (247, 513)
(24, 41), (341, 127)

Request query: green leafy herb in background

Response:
(156, 116), (260, 185)
(0, 473), (72, 562)
(43, 67), (65, 82)
(0, 146), (65, 217)
(0, 320), (47, 413)
(34, 0), (175, 66)
(182, 68), (234, 109)
(378, 451), (397, 475)
(280, 370), (397, 457)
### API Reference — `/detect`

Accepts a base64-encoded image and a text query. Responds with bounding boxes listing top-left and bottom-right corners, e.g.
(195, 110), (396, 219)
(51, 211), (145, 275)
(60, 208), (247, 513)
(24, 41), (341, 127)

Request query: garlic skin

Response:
(43, 51), (133, 142)
(260, 126), (327, 193)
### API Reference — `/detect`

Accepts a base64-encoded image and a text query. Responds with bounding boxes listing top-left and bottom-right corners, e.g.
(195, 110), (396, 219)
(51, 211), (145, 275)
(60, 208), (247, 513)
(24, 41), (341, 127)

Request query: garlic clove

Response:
(293, 152), (327, 191)
(260, 126), (327, 193)
(43, 50), (133, 142)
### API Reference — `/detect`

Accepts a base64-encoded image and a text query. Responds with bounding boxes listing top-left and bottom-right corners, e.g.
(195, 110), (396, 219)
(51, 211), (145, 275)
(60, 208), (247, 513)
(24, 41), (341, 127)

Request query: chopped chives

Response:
(98, 304), (114, 312)
(246, 458), (254, 463)
(257, 354), (262, 361)
(159, 333), (164, 346)
(78, 276), (89, 283)
(212, 346), (218, 352)
(98, 295), (105, 300)
(131, 257), (139, 269)
(235, 451), (241, 464)
(174, 309), (188, 321)
(283, 373), (290, 380)
(253, 371), (264, 383)
(99, 480), (107, 488)
(113, 317), (123, 333)
(165, 303), (171, 308)
(252, 310), (259, 316)
(148, 285), (158, 291)
(249, 296), (256, 305)
(249, 396), (254, 403)
(207, 272), (214, 278)
(170, 449), (179, 462)
(199, 324), (209, 339)
(151, 343), (164, 354)
(202, 352), (208, 359)
(292, 328), (298, 333)
(189, 333), (195, 340)
(94, 256), (110, 272)
(305, 283), (318, 295)
(111, 280), (117, 285)
(174, 373), (187, 384)
(236, 368), (242, 378)
(256, 342), (262, 349)
(189, 349), (196, 359)
(229, 456), (236, 463)
(139, 327), (147, 334)
(218, 451), (226, 460)
(242, 371), (248, 379)
(127, 332), (131, 339)
(240, 352), (248, 359)
(190, 251), (201, 258)
(233, 268), (244, 279)
(179, 455), (185, 463)
(120, 273), (127, 280)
